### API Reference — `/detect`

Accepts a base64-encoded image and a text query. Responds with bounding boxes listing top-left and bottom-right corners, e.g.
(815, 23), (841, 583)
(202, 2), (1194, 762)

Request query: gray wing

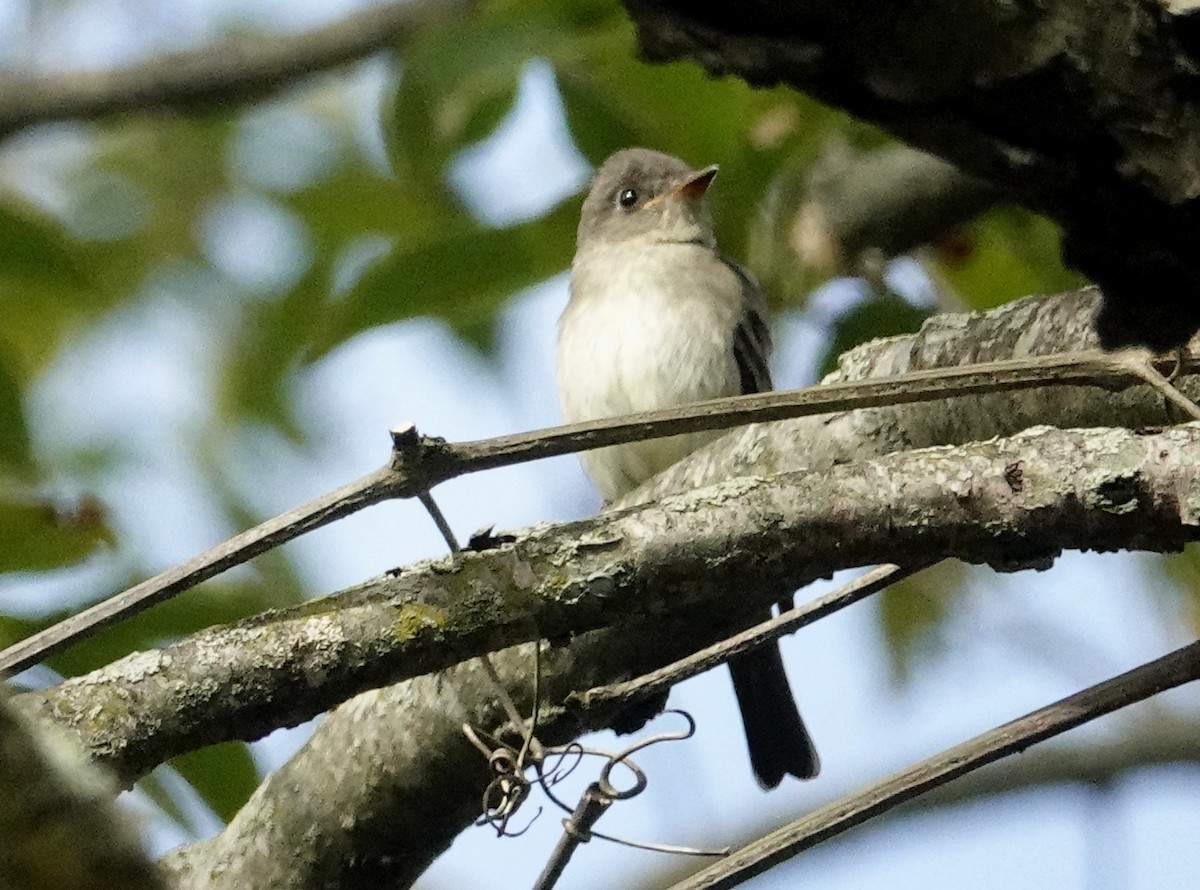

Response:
(722, 258), (774, 395)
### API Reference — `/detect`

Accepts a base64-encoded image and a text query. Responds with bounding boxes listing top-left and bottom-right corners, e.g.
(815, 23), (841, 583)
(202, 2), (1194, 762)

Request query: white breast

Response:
(556, 242), (744, 500)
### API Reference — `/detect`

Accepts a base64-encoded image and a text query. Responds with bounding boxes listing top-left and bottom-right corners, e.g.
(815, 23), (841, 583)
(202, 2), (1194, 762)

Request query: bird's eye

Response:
(618, 188), (638, 208)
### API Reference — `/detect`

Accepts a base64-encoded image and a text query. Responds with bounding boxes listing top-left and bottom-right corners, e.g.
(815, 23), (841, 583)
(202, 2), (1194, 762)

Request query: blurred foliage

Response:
(168, 741), (262, 826)
(818, 291), (933, 378)
(1159, 545), (1200, 636)
(0, 488), (112, 573)
(0, 0), (1102, 833)
(877, 560), (970, 683)
(930, 207), (1085, 310)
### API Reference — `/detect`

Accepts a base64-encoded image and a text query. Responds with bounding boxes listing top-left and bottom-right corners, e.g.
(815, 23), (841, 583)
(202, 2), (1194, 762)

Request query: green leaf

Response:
(933, 207), (1084, 310)
(1, 117), (237, 372)
(0, 487), (111, 574)
(217, 261), (329, 434)
(0, 347), (33, 474)
(0, 200), (87, 286)
(386, 0), (621, 188)
(229, 152), (462, 430)
(170, 741), (260, 824)
(877, 560), (968, 683)
(1158, 545), (1200, 636)
(0, 613), (35, 653)
(314, 197), (579, 355)
(819, 292), (933, 377)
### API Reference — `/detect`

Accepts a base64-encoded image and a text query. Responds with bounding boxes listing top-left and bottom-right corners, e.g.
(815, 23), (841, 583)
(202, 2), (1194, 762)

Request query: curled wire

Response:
(420, 479), (727, 875)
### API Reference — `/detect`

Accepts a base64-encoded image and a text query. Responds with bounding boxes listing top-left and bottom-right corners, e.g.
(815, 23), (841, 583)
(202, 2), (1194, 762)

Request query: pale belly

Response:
(556, 258), (742, 500)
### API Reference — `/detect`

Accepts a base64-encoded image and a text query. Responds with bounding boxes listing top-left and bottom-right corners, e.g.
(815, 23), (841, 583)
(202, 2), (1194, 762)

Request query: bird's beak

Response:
(645, 165), (718, 208)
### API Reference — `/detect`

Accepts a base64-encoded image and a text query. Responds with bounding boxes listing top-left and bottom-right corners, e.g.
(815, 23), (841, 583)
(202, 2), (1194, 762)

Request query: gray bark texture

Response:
(17, 288), (1200, 890)
(622, 0), (1200, 350)
(0, 686), (164, 890)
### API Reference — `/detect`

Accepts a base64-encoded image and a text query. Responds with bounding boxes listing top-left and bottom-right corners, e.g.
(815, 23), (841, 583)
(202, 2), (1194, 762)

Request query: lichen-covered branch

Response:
(629, 288), (1192, 506)
(18, 421), (1200, 785)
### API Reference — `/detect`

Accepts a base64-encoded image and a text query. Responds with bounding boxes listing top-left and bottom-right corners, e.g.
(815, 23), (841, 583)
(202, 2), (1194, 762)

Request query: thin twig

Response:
(575, 564), (919, 712)
(664, 639), (1200, 890)
(532, 783), (612, 890)
(1113, 349), (1200, 421)
(420, 485), (543, 759)
(0, 0), (479, 137)
(2, 349), (1193, 674)
(417, 490), (461, 553)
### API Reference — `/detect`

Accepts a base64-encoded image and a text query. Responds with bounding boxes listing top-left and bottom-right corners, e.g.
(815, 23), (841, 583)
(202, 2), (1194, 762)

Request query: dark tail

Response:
(727, 641), (819, 788)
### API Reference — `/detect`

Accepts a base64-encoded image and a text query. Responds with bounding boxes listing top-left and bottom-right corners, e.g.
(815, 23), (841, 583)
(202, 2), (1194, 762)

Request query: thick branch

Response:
(5, 290), (1192, 675)
(623, 0), (1200, 350)
(159, 631), (718, 890)
(628, 289), (1187, 505)
(0, 0), (477, 137)
(0, 687), (163, 890)
(17, 422), (1200, 783)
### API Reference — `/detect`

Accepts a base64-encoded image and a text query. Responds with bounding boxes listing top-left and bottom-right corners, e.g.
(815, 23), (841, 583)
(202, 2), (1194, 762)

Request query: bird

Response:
(555, 147), (819, 787)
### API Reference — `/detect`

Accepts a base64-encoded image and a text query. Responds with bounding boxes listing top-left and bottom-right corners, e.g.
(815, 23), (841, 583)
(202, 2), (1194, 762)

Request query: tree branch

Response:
(0, 686), (163, 890)
(626, 289), (1186, 506)
(666, 640), (1200, 890)
(622, 0), (1200, 350)
(17, 421), (1200, 783)
(72, 289), (1200, 887)
(0, 0), (478, 138)
(157, 631), (718, 890)
(5, 289), (1194, 675)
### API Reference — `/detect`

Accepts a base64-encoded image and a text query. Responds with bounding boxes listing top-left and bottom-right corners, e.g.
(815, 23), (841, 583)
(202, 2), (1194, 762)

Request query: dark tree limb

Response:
(623, 0), (1200, 350)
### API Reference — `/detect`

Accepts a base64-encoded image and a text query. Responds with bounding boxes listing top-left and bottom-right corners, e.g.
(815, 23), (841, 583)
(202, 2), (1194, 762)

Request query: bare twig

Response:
(1113, 348), (1200, 421)
(2, 348), (1195, 675)
(418, 491), (461, 554)
(0, 0), (479, 137)
(532, 712), (723, 890)
(664, 639), (1200, 890)
(575, 563), (919, 713)
(18, 423), (1200, 784)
